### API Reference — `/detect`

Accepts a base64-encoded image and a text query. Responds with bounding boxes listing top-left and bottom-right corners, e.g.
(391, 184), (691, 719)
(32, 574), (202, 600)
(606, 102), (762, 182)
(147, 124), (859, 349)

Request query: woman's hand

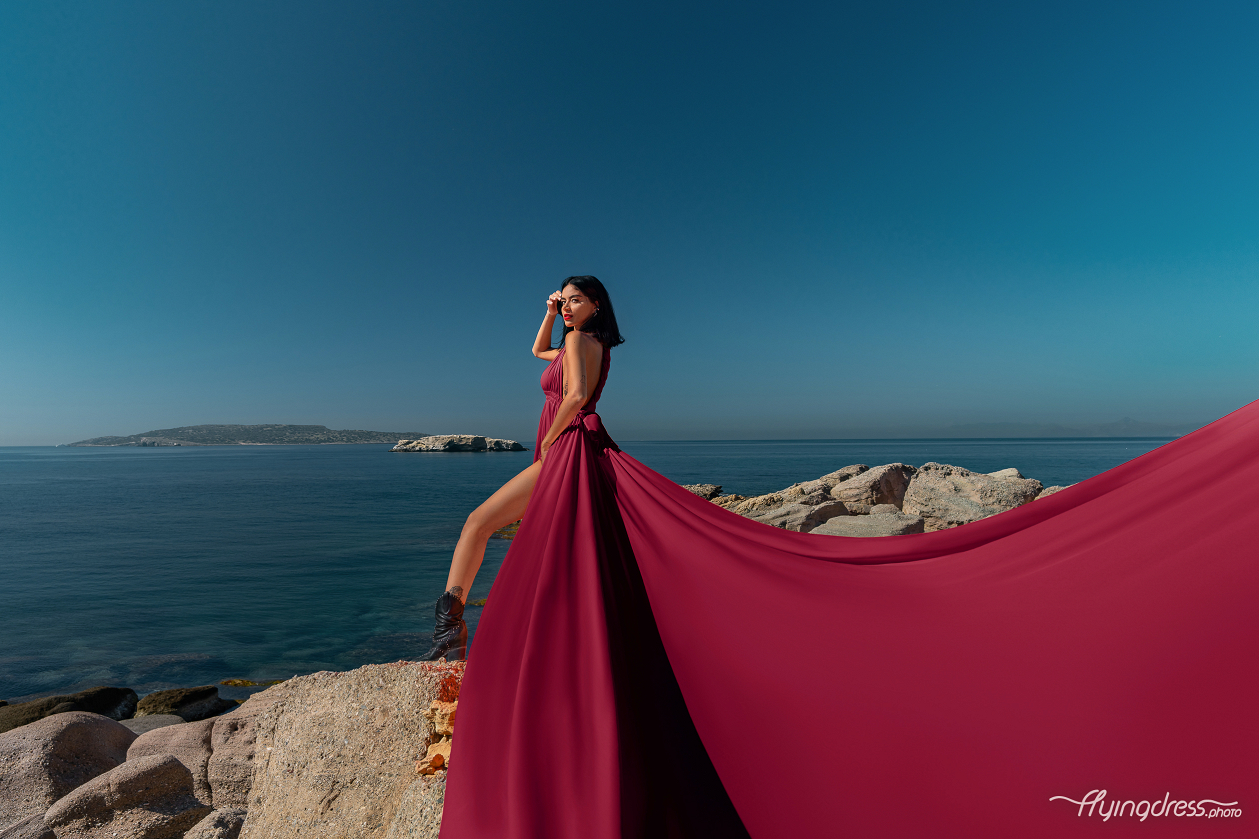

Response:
(538, 443), (549, 463)
(546, 290), (563, 315)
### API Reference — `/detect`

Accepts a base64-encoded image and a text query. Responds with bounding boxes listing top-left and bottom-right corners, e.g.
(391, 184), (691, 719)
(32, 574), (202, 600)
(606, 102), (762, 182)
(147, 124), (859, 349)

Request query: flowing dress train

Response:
(439, 346), (1258, 838)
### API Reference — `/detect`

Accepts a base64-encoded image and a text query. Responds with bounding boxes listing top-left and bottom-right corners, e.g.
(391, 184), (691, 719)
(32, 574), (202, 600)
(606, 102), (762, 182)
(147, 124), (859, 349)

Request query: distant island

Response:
(63, 424), (429, 447)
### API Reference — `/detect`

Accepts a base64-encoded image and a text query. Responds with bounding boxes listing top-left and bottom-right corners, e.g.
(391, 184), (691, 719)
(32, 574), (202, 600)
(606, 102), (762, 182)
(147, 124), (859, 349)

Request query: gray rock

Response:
(723, 492), (786, 517)
(869, 504), (901, 515)
(681, 483), (723, 500)
(902, 462), (1043, 531)
(811, 510), (926, 537)
(987, 468), (1025, 480)
(0, 814), (54, 839)
(749, 501), (850, 532)
(829, 464), (917, 512)
(1035, 485), (1069, 500)
(779, 465), (870, 502)
(241, 660), (465, 839)
(42, 753), (210, 839)
(0, 711), (136, 828)
(384, 776), (446, 839)
(185, 807), (247, 839)
(128, 718), (216, 804)
(0, 687), (138, 734)
(392, 435), (523, 452)
(206, 691), (287, 810)
(122, 714), (187, 735)
(136, 686), (235, 722)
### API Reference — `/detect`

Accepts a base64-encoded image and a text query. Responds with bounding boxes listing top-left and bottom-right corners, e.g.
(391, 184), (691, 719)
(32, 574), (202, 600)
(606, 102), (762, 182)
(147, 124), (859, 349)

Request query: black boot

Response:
(421, 591), (468, 661)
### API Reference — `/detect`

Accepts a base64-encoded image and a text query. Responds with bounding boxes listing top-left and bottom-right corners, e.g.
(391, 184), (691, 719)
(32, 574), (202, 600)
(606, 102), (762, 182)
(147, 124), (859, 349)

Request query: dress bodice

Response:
(541, 344), (611, 412)
(534, 343), (611, 463)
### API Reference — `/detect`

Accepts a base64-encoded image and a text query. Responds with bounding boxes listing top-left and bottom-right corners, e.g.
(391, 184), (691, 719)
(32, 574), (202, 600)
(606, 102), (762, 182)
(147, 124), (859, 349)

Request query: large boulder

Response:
(680, 484), (723, 500)
(383, 776), (447, 839)
(0, 814), (53, 839)
(902, 462), (1043, 531)
(812, 509), (926, 537)
(42, 753), (211, 839)
(721, 492), (786, 517)
(0, 712), (136, 828)
(749, 501), (849, 532)
(778, 465), (870, 502)
(135, 687), (235, 722)
(184, 807), (246, 839)
(829, 464), (917, 513)
(0, 688), (138, 735)
(122, 714), (186, 735)
(1035, 485), (1069, 500)
(241, 660), (464, 839)
(205, 691), (287, 810)
(128, 718), (216, 804)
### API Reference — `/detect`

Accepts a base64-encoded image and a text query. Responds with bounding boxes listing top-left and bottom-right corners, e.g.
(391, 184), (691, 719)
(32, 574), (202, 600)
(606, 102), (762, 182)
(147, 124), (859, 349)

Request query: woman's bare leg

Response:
(443, 459), (543, 602)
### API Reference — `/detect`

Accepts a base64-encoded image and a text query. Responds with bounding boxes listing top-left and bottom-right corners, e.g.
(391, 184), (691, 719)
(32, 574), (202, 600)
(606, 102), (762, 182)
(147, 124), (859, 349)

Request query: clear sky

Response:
(2, 1), (1256, 446)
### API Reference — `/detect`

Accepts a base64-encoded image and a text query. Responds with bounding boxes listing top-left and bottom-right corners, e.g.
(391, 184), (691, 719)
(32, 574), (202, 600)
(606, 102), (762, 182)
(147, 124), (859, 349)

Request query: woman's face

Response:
(560, 285), (598, 331)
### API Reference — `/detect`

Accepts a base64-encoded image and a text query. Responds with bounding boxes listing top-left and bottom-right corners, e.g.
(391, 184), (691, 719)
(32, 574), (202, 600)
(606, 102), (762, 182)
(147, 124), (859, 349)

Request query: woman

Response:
(420, 275), (623, 662)
(430, 276), (1257, 838)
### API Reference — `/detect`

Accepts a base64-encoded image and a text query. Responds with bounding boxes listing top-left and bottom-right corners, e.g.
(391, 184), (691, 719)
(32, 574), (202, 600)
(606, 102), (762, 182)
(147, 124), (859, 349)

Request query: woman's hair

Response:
(553, 275), (626, 349)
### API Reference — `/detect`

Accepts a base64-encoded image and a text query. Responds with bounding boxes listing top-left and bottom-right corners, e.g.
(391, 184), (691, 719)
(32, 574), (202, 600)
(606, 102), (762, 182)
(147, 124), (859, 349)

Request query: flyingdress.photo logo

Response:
(1050, 790), (1242, 821)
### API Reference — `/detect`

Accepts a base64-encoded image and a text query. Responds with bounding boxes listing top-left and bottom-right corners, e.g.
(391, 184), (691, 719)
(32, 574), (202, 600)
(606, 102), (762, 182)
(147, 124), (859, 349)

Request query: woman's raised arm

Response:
(533, 290), (563, 359)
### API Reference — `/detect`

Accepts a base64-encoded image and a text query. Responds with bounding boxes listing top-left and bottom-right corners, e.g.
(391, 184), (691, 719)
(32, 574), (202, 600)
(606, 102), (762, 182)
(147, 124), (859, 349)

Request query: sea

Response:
(0, 437), (1174, 703)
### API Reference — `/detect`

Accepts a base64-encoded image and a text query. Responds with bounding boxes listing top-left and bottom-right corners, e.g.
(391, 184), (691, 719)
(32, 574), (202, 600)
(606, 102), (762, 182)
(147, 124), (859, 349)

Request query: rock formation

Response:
(242, 661), (462, 838)
(811, 506), (926, 537)
(0, 712), (136, 828)
(184, 807), (246, 839)
(0, 662), (464, 839)
(392, 436), (524, 452)
(705, 460), (1049, 535)
(42, 754), (211, 839)
(128, 719), (216, 804)
(902, 462), (1043, 531)
(0, 688), (138, 735)
(828, 463), (917, 513)
(135, 687), (235, 722)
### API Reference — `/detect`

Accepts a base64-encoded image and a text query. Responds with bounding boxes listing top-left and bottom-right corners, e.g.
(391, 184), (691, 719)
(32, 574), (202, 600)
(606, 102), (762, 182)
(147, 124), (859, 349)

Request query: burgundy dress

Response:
(439, 347), (1258, 838)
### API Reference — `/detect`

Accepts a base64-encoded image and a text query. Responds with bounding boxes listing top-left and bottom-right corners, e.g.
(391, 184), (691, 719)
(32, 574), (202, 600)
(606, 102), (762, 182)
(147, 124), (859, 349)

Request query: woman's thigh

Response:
(469, 459), (543, 534)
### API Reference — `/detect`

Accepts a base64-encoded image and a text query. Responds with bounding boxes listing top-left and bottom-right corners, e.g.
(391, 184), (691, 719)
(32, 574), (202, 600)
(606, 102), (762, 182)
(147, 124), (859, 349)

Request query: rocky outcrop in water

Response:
(392, 435), (525, 452)
(0, 688), (138, 735)
(902, 463), (1043, 531)
(702, 462), (1067, 536)
(135, 687), (236, 723)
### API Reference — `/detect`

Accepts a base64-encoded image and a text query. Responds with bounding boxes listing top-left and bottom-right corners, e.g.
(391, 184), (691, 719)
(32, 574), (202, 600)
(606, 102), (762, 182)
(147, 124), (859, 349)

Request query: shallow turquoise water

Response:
(0, 437), (1173, 701)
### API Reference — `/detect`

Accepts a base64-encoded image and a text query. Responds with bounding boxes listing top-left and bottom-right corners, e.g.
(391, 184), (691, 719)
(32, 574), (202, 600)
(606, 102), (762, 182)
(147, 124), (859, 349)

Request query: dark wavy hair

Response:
(553, 275), (626, 349)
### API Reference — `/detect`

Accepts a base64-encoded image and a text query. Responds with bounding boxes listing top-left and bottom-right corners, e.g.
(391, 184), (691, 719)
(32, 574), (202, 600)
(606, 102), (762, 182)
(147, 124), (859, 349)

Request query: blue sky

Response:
(2, 1), (1256, 445)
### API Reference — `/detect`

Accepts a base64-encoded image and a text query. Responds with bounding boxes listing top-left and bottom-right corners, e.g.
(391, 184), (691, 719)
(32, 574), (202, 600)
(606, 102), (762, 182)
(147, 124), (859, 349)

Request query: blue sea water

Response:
(0, 437), (1174, 703)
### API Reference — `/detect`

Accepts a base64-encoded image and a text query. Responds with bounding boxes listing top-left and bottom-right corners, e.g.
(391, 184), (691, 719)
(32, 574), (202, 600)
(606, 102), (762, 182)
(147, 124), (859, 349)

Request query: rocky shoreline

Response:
(682, 460), (1067, 536)
(0, 664), (465, 839)
(2, 459), (1063, 838)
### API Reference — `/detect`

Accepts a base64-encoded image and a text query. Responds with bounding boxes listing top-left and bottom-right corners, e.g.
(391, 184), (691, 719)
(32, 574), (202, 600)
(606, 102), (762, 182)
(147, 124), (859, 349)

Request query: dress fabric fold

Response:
(440, 347), (1258, 838)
